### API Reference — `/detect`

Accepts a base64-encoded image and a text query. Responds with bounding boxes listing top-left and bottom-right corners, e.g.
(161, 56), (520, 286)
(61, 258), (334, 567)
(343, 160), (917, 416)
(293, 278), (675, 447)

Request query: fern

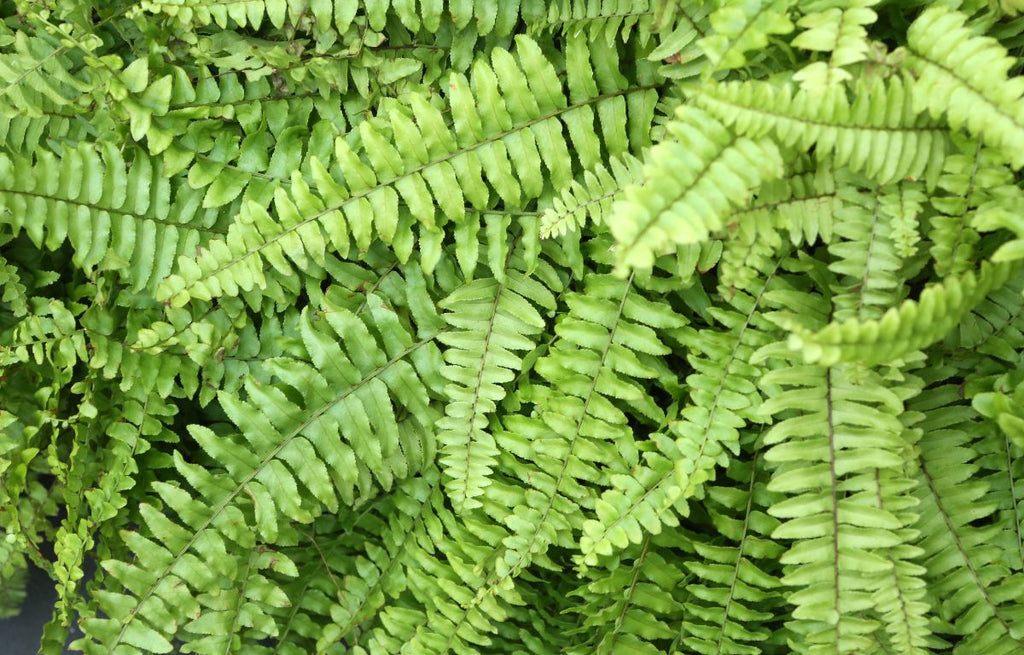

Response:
(10, 2), (1024, 654)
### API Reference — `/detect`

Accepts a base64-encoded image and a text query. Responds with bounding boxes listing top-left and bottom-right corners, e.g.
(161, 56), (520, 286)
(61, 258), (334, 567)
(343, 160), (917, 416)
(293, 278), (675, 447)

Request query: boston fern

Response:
(4, 1), (1024, 654)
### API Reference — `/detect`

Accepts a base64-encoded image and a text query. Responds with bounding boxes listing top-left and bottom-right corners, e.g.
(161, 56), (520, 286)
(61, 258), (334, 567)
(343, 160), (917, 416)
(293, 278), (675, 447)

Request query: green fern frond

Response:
(698, 0), (797, 74)
(540, 152), (644, 238)
(566, 535), (685, 655)
(673, 452), (788, 655)
(494, 270), (686, 580)
(905, 7), (1024, 169)
(787, 260), (1016, 366)
(911, 384), (1024, 653)
(0, 145), (224, 293)
(828, 182), (906, 323)
(158, 35), (655, 306)
(946, 268), (1024, 362)
(531, 0), (657, 45)
(437, 245), (561, 511)
(75, 293), (442, 653)
(762, 361), (925, 655)
(609, 105), (783, 272)
(691, 74), (948, 186)
(719, 159), (840, 293)
(579, 269), (779, 565)
(791, 0), (879, 91)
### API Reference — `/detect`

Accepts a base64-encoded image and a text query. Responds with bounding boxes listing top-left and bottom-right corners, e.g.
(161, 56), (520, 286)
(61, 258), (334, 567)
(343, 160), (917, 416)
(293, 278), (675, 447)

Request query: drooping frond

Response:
(904, 7), (1024, 169)
(690, 74), (948, 186)
(608, 105), (783, 272)
(786, 260), (1016, 366)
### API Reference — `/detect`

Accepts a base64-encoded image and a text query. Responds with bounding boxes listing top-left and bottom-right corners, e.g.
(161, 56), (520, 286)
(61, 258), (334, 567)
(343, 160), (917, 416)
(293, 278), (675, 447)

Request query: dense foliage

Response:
(2, 0), (1024, 653)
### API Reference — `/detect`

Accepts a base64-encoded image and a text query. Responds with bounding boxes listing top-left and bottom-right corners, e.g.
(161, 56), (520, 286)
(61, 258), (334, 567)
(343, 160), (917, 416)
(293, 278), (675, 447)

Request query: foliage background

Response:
(2, 0), (1024, 653)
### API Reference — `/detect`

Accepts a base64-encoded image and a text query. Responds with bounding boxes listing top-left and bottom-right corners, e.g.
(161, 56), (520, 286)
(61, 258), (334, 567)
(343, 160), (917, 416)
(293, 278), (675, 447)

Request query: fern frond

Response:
(720, 159), (840, 293)
(698, 0), (796, 74)
(791, 0), (879, 91)
(762, 361), (925, 654)
(787, 260), (1016, 366)
(76, 294), (442, 653)
(158, 35), (656, 305)
(566, 535), (685, 655)
(540, 152), (644, 238)
(674, 452), (788, 655)
(437, 246), (561, 511)
(905, 7), (1024, 169)
(531, 0), (657, 45)
(949, 268), (1024, 362)
(579, 269), (780, 565)
(0, 145), (224, 293)
(911, 384), (1024, 653)
(828, 182), (906, 323)
(609, 105), (783, 272)
(495, 270), (686, 579)
(691, 74), (948, 186)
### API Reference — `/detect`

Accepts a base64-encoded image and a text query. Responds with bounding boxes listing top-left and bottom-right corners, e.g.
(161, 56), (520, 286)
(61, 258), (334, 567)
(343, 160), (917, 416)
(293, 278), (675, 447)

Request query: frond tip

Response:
(608, 105), (783, 272)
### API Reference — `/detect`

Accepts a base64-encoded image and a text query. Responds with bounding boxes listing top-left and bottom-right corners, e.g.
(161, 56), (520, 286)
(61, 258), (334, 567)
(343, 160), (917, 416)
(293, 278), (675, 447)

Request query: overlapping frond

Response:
(609, 105), (783, 272)
(791, 0), (879, 91)
(905, 7), (1024, 169)
(493, 268), (686, 579)
(75, 291), (442, 653)
(761, 358), (926, 654)
(787, 260), (1016, 366)
(579, 268), (778, 565)
(699, 0), (796, 74)
(673, 452), (788, 655)
(566, 535), (685, 655)
(691, 74), (948, 186)
(540, 152), (643, 239)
